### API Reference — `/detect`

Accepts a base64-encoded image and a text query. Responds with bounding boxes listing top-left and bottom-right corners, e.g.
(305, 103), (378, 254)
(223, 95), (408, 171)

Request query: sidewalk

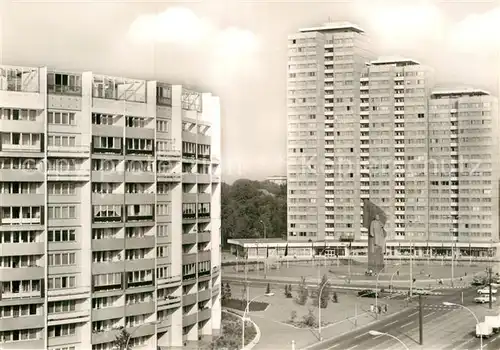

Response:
(251, 305), (405, 350)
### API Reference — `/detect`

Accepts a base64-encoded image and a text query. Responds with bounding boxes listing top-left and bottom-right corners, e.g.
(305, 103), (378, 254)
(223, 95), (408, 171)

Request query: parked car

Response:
(358, 289), (378, 298)
(484, 315), (500, 332)
(365, 269), (374, 276)
(475, 295), (497, 303)
(478, 287), (498, 295)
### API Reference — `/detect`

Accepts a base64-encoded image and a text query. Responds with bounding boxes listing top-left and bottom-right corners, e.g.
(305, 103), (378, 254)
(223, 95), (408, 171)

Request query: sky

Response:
(1, 0), (499, 184)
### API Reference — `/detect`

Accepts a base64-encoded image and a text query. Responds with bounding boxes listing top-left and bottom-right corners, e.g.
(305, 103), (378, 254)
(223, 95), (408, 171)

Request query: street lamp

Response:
(259, 220), (267, 239)
(124, 321), (158, 350)
(442, 302), (482, 350)
(368, 330), (409, 350)
(390, 268), (400, 294)
(374, 268), (384, 319)
(241, 292), (273, 350)
(317, 277), (332, 341)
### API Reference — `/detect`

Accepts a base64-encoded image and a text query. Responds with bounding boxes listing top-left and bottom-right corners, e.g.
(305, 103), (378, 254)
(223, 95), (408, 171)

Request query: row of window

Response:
(0, 108), (37, 121)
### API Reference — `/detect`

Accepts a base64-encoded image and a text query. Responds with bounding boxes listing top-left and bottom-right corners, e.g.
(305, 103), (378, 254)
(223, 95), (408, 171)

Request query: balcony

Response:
(125, 193), (155, 204)
(0, 242), (44, 256)
(198, 288), (211, 302)
(197, 174), (210, 184)
(183, 293), (197, 305)
(198, 250), (211, 262)
(183, 313), (197, 326)
(47, 145), (90, 158)
(198, 308), (211, 322)
(47, 168), (90, 182)
(47, 309), (90, 325)
(157, 295), (181, 309)
(48, 84), (82, 96)
(48, 286), (90, 299)
(1, 217), (42, 226)
(92, 238), (125, 251)
(92, 145), (123, 155)
(157, 317), (172, 332)
(0, 168), (44, 182)
(1, 266), (44, 281)
(0, 314), (44, 331)
(125, 236), (155, 249)
(125, 300), (155, 317)
(157, 274), (181, 287)
(92, 260), (125, 274)
(183, 232), (197, 245)
(91, 306), (124, 322)
(157, 148), (181, 159)
(339, 233), (355, 242)
(198, 231), (211, 243)
(125, 171), (155, 184)
(93, 215), (122, 224)
(182, 253), (197, 265)
(212, 175), (221, 182)
(183, 193), (197, 203)
(157, 172), (181, 182)
(0, 193), (44, 207)
(182, 172), (197, 183)
(92, 328), (122, 345)
(126, 214), (154, 223)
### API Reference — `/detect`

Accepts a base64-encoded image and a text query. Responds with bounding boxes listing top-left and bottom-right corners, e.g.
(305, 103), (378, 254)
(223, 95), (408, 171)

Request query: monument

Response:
(362, 199), (387, 272)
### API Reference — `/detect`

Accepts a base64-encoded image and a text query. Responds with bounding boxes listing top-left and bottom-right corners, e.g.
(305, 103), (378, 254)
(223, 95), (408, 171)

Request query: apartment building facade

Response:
(287, 22), (373, 243)
(278, 21), (500, 259)
(0, 65), (222, 350)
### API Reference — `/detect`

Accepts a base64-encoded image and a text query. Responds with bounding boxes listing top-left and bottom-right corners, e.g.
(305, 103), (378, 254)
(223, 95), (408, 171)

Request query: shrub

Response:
(295, 277), (308, 305)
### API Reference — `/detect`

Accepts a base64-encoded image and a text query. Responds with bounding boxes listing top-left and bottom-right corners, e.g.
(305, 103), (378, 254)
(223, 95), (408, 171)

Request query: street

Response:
(320, 287), (500, 350)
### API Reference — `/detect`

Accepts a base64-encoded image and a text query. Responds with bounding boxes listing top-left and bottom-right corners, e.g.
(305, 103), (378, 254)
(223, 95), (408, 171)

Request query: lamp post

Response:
(124, 321), (158, 350)
(368, 330), (409, 350)
(242, 292), (273, 350)
(259, 220), (267, 277)
(442, 302), (482, 350)
(259, 220), (267, 239)
(317, 277), (332, 341)
(374, 268), (384, 319)
(390, 269), (400, 294)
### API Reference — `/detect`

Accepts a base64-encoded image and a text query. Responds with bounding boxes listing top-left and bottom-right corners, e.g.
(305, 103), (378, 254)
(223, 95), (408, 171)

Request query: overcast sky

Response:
(1, 0), (499, 183)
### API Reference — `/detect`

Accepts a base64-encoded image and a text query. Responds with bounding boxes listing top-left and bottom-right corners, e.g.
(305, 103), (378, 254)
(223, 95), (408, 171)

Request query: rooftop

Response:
(431, 87), (490, 98)
(299, 21), (364, 34)
(369, 56), (420, 66)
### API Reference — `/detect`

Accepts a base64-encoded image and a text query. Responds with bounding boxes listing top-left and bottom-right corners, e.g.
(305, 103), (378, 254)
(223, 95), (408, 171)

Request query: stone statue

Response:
(368, 214), (387, 272)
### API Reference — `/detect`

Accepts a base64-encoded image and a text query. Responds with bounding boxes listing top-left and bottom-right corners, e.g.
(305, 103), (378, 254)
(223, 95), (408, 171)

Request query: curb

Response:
(223, 309), (261, 350)
(299, 306), (416, 350)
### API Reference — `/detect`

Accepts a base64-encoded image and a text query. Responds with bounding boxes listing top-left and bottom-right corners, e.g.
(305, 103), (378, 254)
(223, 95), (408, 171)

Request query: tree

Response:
(113, 329), (131, 350)
(241, 283), (248, 308)
(295, 277), (308, 305)
(290, 310), (297, 323)
(302, 308), (317, 328)
(222, 283), (232, 302)
(221, 180), (287, 246)
(266, 283), (271, 294)
(313, 274), (330, 309)
(284, 284), (289, 297)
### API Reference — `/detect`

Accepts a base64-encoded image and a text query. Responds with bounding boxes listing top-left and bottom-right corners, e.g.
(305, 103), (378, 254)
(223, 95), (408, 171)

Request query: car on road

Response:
(475, 295), (497, 303)
(478, 287), (498, 295)
(358, 289), (379, 298)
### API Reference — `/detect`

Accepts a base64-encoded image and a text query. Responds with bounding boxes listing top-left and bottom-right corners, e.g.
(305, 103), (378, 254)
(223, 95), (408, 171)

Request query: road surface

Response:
(318, 287), (499, 350)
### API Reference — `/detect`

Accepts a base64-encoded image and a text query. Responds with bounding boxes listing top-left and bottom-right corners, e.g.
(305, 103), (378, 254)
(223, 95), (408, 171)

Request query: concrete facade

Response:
(0, 64), (221, 350)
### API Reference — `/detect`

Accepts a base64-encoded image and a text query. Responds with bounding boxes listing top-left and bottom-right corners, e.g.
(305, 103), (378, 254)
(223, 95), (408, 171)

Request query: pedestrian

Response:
(378, 305), (382, 314)
(370, 304), (374, 313)
(384, 304), (388, 313)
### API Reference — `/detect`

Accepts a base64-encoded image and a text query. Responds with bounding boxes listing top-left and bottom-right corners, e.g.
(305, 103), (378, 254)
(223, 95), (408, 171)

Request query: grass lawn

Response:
(209, 311), (257, 350)
(222, 298), (269, 312)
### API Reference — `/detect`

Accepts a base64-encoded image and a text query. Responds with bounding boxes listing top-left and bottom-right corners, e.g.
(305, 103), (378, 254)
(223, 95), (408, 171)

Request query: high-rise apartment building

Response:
(0, 64), (221, 350)
(287, 22), (373, 242)
(271, 21), (500, 259)
(428, 89), (499, 245)
(360, 57), (434, 244)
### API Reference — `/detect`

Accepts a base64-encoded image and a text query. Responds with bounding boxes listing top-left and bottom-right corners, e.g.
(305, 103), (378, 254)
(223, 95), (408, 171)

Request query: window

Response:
(48, 300), (76, 314)
(157, 225), (170, 237)
(48, 205), (77, 219)
(47, 135), (76, 147)
(156, 120), (170, 132)
(182, 142), (196, 156)
(0, 158), (38, 170)
(157, 183), (172, 194)
(48, 182), (76, 195)
(48, 276), (76, 290)
(92, 296), (119, 309)
(0, 230), (37, 243)
(125, 160), (153, 172)
(0, 304), (37, 318)
(92, 136), (122, 150)
(125, 183), (149, 194)
(125, 138), (153, 152)
(0, 182), (37, 194)
(48, 229), (76, 242)
(0, 108), (37, 121)
(127, 270), (153, 283)
(1, 206), (41, 221)
(157, 266), (171, 279)
(92, 159), (119, 171)
(157, 245), (169, 258)
(157, 203), (170, 216)
(0, 329), (39, 342)
(1, 132), (40, 146)
(47, 111), (76, 125)
(0, 255), (39, 268)
(126, 292), (152, 305)
(48, 252), (76, 266)
(93, 205), (122, 218)
(93, 273), (121, 287)
(125, 249), (148, 260)
(182, 203), (196, 216)
(92, 228), (118, 240)
(126, 204), (153, 218)
(48, 324), (76, 338)
(92, 183), (118, 194)
(92, 113), (115, 125)
(126, 116), (147, 128)
(1, 280), (40, 294)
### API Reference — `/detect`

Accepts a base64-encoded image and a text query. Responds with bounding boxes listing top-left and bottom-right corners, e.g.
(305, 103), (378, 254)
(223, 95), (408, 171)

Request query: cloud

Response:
(355, 2), (445, 49)
(128, 6), (259, 58)
(448, 7), (500, 56)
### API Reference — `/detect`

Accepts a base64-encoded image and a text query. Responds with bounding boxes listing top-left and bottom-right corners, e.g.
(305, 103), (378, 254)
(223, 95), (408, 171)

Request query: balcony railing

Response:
(92, 146), (123, 155)
(198, 212), (210, 218)
(182, 213), (196, 219)
(157, 96), (172, 106)
(126, 214), (154, 222)
(48, 84), (82, 96)
(93, 215), (123, 223)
